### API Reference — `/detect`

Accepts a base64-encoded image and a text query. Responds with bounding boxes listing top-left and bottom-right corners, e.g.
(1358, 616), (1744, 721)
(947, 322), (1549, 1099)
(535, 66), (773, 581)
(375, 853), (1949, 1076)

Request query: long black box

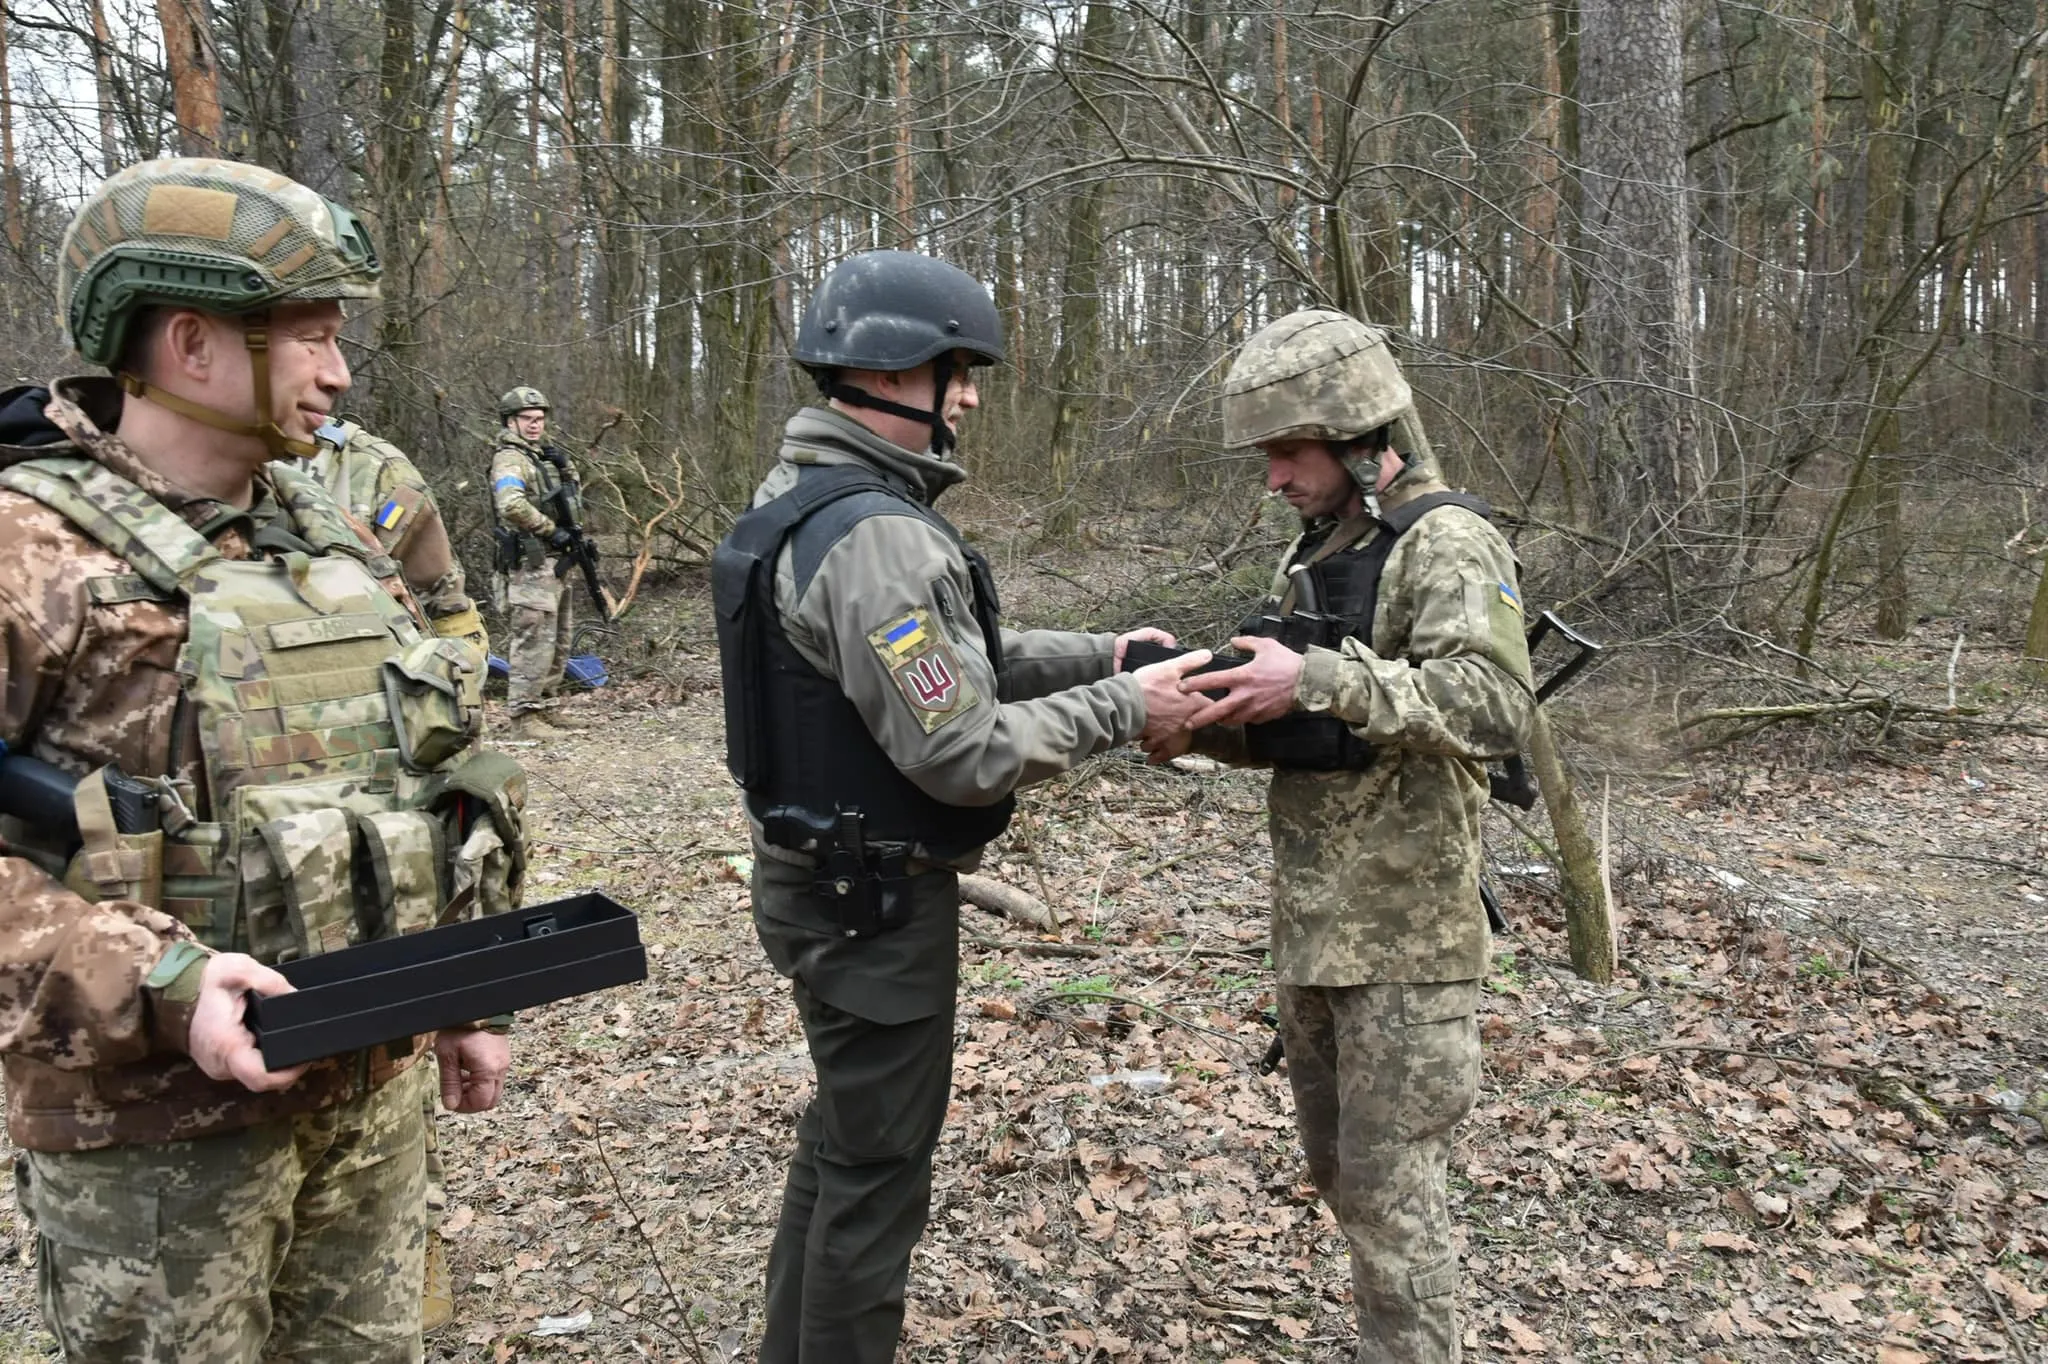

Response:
(247, 891), (648, 1068)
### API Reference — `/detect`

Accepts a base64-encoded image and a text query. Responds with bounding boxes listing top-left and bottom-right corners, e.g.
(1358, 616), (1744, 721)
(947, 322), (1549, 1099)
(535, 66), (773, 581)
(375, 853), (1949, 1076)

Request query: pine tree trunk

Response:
(1044, 1), (1116, 537)
(155, 0), (224, 155)
(88, 0), (121, 173)
(0, 16), (21, 251)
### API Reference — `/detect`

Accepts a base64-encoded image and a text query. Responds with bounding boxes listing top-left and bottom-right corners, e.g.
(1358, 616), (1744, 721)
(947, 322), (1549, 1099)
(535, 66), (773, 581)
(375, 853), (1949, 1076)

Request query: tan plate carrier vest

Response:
(0, 456), (520, 963)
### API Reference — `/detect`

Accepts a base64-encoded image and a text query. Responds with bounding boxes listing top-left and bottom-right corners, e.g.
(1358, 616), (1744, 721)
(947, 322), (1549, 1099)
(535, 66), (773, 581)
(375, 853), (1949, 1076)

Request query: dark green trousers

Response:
(754, 858), (960, 1364)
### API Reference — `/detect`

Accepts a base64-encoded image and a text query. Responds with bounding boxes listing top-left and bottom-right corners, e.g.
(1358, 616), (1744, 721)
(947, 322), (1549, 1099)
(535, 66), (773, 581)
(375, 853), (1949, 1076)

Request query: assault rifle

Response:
(539, 445), (615, 621)
(0, 738), (176, 846)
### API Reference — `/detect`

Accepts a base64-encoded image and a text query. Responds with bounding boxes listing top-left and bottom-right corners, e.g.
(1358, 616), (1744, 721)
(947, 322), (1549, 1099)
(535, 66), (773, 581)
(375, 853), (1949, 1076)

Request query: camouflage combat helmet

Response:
(498, 386), (550, 420)
(793, 250), (1003, 453)
(56, 157), (381, 458)
(1223, 308), (1434, 487)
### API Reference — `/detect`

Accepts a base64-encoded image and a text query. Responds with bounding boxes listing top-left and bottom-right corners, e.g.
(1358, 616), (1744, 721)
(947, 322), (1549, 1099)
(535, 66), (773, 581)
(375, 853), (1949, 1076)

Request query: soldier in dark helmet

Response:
(1155, 309), (1537, 1363)
(713, 250), (1212, 1362)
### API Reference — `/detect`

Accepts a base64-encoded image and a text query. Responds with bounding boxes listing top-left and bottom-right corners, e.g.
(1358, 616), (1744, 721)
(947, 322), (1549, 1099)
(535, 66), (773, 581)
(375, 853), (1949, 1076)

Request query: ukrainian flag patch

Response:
(868, 605), (979, 734)
(374, 498), (406, 530)
(1497, 581), (1522, 614)
(883, 614), (929, 655)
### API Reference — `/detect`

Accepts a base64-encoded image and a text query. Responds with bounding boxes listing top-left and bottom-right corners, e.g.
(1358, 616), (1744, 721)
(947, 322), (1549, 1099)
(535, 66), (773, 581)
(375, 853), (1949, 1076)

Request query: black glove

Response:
(547, 527), (576, 552)
(540, 444), (570, 470)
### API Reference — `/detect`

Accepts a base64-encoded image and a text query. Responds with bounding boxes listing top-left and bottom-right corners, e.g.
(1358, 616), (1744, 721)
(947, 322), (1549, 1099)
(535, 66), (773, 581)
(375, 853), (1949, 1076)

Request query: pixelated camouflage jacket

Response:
(750, 406), (1146, 872)
(1206, 466), (1537, 986)
(306, 421), (478, 630)
(0, 378), (427, 1151)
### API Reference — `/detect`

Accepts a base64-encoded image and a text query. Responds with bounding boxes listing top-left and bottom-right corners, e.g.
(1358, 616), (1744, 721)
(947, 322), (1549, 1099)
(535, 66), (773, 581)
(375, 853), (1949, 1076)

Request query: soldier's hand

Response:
(1186, 635), (1304, 727)
(547, 527), (576, 551)
(435, 1027), (511, 1113)
(1112, 626), (1178, 670)
(189, 954), (310, 1094)
(1141, 727), (1194, 765)
(1134, 648), (1212, 744)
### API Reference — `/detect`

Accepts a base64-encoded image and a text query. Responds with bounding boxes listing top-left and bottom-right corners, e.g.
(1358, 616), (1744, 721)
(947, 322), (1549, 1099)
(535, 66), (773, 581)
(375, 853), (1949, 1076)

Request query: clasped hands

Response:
(1116, 628), (1306, 764)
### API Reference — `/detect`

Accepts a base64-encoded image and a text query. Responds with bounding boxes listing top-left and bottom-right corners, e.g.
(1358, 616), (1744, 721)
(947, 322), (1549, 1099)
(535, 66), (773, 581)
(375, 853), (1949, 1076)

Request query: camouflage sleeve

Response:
(1293, 508), (1535, 760)
(490, 447), (555, 538)
(997, 627), (1115, 701)
(780, 514), (1146, 807)
(0, 550), (204, 1067)
(369, 448), (476, 626)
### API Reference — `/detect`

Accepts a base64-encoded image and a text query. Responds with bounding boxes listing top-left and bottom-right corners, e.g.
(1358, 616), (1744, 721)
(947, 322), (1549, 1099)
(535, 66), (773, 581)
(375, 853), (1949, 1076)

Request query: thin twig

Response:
(1030, 988), (1251, 1049)
(589, 1134), (713, 1364)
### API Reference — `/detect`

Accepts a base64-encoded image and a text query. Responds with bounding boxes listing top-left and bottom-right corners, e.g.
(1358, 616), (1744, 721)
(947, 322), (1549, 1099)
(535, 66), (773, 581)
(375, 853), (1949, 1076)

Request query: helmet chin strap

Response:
(117, 315), (316, 459)
(826, 354), (958, 455)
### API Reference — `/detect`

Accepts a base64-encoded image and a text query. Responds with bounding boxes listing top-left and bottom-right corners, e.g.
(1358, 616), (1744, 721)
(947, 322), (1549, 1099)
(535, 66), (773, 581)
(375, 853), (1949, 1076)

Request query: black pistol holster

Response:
(763, 805), (914, 938)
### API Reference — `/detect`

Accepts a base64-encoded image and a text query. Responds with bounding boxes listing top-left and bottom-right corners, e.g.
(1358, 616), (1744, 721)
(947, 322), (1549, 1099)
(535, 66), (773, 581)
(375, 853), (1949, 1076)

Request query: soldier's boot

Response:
(422, 1237), (454, 1335)
(512, 711), (562, 740)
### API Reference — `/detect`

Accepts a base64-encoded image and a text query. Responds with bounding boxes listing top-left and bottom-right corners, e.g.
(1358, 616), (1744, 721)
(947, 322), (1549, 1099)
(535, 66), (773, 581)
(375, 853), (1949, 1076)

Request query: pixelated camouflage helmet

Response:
(498, 386), (550, 420)
(1222, 309), (1414, 450)
(57, 157), (381, 366)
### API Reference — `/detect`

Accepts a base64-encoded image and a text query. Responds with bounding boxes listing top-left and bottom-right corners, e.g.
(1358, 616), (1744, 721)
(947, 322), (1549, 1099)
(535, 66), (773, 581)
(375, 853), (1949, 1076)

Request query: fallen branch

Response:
(961, 874), (1062, 930)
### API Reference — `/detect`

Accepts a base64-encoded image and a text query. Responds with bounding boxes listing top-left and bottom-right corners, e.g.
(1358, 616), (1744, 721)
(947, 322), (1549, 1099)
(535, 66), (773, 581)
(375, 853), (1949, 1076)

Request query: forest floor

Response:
(2, 567), (2045, 1363)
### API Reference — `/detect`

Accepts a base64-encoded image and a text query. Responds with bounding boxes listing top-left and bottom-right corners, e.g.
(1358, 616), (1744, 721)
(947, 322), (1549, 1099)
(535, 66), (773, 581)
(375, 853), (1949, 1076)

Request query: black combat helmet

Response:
(793, 250), (1004, 453)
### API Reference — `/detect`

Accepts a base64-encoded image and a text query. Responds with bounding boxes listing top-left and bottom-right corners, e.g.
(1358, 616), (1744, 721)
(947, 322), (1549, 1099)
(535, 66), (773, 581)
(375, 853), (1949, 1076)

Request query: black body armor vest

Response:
(1245, 491), (1492, 771)
(713, 464), (1015, 859)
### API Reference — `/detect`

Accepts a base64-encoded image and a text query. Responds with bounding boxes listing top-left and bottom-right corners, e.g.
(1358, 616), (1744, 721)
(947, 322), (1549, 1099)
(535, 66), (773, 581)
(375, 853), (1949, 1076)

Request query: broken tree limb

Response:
(960, 874), (1061, 931)
(1672, 691), (2006, 750)
(1525, 708), (1616, 983)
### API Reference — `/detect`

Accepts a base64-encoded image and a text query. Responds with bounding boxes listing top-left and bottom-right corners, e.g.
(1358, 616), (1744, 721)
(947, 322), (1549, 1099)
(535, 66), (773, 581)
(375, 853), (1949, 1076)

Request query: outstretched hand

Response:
(188, 954), (309, 1094)
(1185, 635), (1305, 728)
(1133, 648), (1214, 750)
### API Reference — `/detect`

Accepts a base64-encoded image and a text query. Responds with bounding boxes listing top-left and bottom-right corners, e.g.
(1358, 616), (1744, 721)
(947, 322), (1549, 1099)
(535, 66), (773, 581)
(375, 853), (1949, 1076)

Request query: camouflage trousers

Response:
(15, 1066), (430, 1364)
(504, 562), (574, 715)
(1278, 980), (1481, 1364)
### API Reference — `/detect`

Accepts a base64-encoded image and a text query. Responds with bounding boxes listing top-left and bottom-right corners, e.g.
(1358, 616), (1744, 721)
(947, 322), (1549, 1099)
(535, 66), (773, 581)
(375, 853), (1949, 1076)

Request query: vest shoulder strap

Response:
(725, 463), (894, 573)
(0, 455), (218, 595)
(1380, 490), (1492, 537)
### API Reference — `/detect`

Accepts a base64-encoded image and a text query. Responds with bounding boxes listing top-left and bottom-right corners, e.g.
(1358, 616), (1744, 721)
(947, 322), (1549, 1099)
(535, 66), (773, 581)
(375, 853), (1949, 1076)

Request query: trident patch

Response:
(869, 606), (980, 733)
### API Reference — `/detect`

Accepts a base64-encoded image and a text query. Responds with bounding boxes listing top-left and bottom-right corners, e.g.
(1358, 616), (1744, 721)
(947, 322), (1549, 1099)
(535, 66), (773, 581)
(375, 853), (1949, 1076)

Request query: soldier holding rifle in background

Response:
(488, 386), (591, 739)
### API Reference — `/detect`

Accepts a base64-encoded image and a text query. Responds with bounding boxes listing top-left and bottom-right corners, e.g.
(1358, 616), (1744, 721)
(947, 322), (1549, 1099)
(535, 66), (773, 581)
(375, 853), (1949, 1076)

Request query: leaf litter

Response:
(0, 643), (2042, 1363)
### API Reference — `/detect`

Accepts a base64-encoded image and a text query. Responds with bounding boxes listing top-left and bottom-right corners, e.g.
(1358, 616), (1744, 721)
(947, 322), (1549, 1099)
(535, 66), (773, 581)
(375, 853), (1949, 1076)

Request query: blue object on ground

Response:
(487, 653), (510, 679)
(563, 654), (609, 688)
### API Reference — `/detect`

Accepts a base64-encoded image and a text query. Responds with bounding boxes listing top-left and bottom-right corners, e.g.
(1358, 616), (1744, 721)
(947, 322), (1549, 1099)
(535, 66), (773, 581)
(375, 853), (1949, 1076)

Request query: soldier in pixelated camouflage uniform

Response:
(487, 388), (581, 739)
(1157, 309), (1537, 1364)
(0, 158), (524, 1364)
(302, 418), (488, 1332)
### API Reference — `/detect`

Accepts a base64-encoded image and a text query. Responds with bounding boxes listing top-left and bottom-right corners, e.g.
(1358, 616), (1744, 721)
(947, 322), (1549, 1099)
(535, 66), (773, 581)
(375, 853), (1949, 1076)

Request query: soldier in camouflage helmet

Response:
(1157, 308), (1536, 1363)
(487, 387), (583, 739)
(1, 158), (523, 1363)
